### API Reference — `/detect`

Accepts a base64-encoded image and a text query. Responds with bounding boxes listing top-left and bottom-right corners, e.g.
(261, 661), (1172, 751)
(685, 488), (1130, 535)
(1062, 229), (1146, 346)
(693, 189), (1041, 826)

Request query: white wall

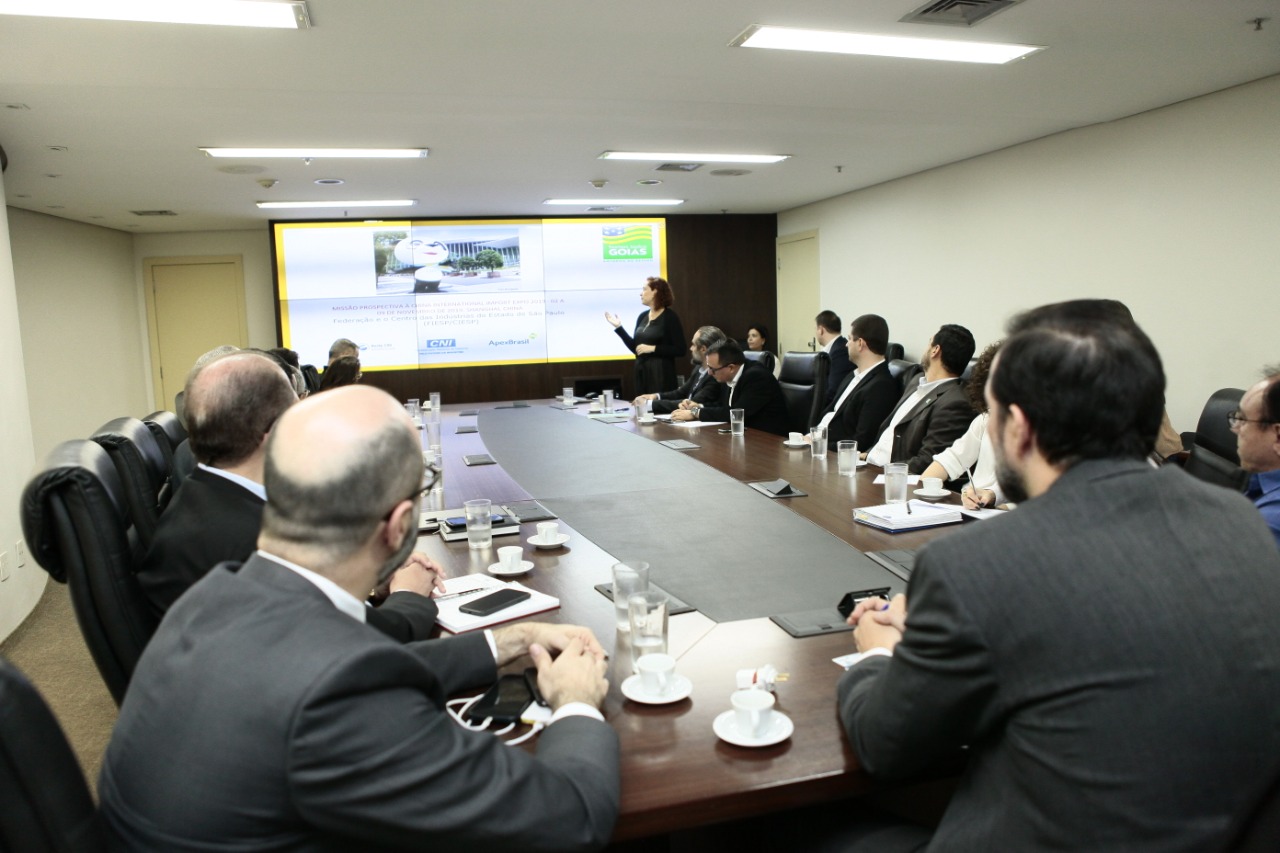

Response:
(0, 178), (47, 639)
(779, 75), (1280, 431)
(10, 209), (147, 461)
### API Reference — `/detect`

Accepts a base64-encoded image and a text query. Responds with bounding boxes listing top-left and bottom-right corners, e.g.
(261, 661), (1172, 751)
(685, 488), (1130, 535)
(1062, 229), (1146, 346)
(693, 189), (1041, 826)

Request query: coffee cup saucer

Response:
(638, 417), (657, 424)
(712, 709), (794, 747)
(528, 533), (570, 550)
(621, 673), (693, 705)
(487, 560), (533, 577)
(913, 488), (950, 500)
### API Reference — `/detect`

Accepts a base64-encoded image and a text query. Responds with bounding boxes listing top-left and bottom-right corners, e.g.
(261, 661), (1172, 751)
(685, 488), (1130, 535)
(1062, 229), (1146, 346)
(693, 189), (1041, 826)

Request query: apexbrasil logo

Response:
(602, 225), (653, 260)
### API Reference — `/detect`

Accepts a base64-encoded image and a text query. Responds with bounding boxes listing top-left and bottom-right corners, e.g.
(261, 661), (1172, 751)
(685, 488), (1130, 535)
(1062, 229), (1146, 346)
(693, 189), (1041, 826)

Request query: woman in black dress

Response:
(604, 276), (686, 395)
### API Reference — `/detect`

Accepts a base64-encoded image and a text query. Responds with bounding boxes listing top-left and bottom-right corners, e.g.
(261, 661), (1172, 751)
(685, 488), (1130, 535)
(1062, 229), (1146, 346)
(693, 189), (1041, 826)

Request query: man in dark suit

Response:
(672, 339), (790, 436)
(1233, 369), (1280, 548)
(100, 385), (619, 851)
(810, 314), (901, 449)
(815, 309), (853, 406)
(864, 323), (975, 473)
(137, 351), (441, 641)
(838, 303), (1280, 850)
(632, 325), (728, 415)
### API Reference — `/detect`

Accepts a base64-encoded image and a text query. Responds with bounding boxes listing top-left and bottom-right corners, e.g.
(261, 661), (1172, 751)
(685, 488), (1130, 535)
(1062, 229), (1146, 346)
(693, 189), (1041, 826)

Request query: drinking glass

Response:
(628, 590), (669, 670)
(810, 424), (827, 459)
(464, 498), (492, 549)
(611, 561), (650, 631)
(838, 440), (858, 476)
(884, 462), (909, 504)
(729, 408), (745, 436)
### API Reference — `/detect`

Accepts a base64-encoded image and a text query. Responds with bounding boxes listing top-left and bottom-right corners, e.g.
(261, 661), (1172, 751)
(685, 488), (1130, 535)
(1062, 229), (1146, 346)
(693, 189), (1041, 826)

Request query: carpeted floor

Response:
(0, 580), (116, 794)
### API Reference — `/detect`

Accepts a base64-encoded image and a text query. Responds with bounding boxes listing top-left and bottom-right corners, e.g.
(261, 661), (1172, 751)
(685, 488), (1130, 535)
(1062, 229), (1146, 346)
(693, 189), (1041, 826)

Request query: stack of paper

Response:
(854, 501), (962, 532)
(434, 574), (560, 633)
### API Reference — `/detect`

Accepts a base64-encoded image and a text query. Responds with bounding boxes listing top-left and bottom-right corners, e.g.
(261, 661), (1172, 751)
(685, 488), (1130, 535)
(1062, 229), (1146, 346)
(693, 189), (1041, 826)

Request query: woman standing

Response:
(604, 276), (686, 395)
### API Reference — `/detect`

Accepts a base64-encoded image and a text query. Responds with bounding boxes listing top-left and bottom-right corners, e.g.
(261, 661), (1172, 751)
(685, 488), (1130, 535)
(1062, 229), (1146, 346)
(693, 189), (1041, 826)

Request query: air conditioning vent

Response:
(586, 206), (618, 212)
(130, 209), (178, 216)
(655, 163), (701, 172)
(900, 0), (1024, 27)
(710, 169), (752, 177)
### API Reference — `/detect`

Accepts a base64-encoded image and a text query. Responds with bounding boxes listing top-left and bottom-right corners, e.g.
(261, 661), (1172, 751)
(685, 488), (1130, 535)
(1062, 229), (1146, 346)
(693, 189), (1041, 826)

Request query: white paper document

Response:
(434, 574), (559, 633)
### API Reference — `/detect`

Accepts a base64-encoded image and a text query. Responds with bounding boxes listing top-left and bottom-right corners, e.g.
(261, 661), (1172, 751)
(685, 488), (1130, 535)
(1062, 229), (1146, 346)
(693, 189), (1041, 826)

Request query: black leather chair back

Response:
(1220, 755), (1280, 851)
(886, 342), (905, 362)
(20, 440), (157, 705)
(777, 351), (829, 434)
(886, 359), (918, 392)
(0, 653), (103, 845)
(742, 350), (777, 374)
(1183, 388), (1248, 492)
(0, 657), (104, 852)
(91, 417), (170, 549)
(142, 410), (187, 463)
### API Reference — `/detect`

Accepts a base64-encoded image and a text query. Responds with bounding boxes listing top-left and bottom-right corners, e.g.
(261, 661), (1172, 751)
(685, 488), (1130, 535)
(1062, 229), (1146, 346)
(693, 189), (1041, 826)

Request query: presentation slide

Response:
(274, 218), (666, 370)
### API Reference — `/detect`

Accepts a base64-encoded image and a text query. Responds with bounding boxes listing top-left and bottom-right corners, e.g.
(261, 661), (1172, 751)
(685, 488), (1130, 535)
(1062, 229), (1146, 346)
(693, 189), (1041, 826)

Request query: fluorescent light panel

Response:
(256, 200), (416, 209)
(600, 151), (788, 164)
(0, 0), (310, 29)
(731, 24), (1042, 65)
(203, 147), (428, 159)
(544, 199), (684, 206)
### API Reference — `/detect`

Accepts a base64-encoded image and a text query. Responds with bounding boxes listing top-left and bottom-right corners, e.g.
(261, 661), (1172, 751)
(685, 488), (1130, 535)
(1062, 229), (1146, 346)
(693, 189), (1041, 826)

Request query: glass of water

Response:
(884, 462), (909, 504)
(464, 499), (492, 549)
(611, 561), (649, 631)
(628, 590), (669, 670)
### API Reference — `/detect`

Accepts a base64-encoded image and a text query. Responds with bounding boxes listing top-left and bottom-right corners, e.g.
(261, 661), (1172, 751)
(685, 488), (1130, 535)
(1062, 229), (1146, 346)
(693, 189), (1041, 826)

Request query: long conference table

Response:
(412, 401), (967, 841)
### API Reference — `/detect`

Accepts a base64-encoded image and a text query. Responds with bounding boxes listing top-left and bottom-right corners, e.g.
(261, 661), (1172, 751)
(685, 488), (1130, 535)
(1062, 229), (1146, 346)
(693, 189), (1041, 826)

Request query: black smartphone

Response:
(444, 514), (505, 529)
(465, 668), (537, 724)
(459, 588), (531, 616)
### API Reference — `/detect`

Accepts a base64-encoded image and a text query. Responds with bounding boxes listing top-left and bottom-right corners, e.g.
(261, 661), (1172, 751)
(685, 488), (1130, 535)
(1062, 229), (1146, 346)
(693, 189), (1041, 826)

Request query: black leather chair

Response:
(142, 410), (187, 470)
(886, 359), (918, 392)
(742, 349), (777, 374)
(0, 656), (104, 852)
(777, 351), (829, 434)
(20, 440), (158, 706)
(1220, 755), (1280, 851)
(90, 417), (171, 549)
(886, 342), (905, 362)
(1183, 388), (1248, 492)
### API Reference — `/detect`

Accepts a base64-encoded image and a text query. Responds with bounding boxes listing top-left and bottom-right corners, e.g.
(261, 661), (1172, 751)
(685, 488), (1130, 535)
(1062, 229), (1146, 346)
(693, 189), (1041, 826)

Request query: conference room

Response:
(1, 1), (1279, 849)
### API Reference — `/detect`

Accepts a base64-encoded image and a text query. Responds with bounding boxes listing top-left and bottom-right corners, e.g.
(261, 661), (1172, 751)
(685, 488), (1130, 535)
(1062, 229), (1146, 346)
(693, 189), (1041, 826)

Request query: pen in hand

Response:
(963, 463), (985, 509)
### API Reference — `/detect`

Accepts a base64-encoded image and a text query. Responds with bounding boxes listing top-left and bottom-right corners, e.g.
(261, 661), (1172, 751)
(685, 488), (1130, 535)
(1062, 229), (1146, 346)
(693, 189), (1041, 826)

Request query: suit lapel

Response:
(897, 378), (956, 424)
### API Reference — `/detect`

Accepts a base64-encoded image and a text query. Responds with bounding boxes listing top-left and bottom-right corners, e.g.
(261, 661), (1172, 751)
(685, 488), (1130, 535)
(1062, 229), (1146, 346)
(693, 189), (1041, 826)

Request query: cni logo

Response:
(423, 339), (457, 348)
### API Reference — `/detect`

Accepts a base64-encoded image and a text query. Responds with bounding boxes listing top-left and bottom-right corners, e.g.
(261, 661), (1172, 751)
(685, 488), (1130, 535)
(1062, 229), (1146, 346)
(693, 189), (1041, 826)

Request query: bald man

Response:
(100, 386), (619, 851)
(138, 352), (442, 642)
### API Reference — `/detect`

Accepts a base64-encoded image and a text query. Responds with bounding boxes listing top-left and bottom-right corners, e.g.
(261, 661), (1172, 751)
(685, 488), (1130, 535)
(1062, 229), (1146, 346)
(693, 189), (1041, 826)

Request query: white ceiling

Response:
(1, 0), (1277, 233)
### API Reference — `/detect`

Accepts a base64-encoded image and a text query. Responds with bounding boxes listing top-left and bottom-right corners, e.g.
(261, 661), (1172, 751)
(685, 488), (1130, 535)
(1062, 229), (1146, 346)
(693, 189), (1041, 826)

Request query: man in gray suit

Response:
(838, 302), (1280, 850)
(100, 385), (619, 851)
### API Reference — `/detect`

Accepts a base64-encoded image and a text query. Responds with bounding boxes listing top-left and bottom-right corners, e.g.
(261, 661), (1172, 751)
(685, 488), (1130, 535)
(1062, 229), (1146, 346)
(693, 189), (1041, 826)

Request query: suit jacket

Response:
(100, 554), (620, 852)
(652, 366), (721, 414)
(823, 337), (854, 406)
(137, 466), (437, 641)
(820, 360), (901, 449)
(876, 377), (973, 473)
(700, 361), (790, 436)
(838, 459), (1280, 851)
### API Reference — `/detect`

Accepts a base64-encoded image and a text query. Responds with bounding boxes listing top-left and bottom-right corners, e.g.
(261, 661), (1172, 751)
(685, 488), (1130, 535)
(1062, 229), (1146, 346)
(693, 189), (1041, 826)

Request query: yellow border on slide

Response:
(274, 218), (666, 368)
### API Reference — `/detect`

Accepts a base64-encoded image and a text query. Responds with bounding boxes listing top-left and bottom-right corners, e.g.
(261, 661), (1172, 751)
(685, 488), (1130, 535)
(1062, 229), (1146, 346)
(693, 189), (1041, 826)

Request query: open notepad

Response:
(434, 574), (560, 633)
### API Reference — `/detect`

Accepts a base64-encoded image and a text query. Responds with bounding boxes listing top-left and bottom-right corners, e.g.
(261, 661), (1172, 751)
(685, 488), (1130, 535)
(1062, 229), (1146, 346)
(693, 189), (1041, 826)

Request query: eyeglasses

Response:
(1228, 411), (1275, 429)
(706, 362), (736, 374)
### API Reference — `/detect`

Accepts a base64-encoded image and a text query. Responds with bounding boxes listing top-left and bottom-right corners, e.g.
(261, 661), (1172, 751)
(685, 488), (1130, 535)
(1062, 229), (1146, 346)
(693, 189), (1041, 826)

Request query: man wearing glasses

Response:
(1231, 370), (1280, 548)
(671, 338), (790, 436)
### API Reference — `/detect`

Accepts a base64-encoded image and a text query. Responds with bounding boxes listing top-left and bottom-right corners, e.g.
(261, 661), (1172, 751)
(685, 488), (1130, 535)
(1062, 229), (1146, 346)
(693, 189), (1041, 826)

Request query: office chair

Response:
(90, 417), (171, 549)
(0, 656), (105, 852)
(742, 349), (777, 374)
(142, 410), (187, 470)
(777, 351), (829, 434)
(886, 359), (919, 392)
(886, 342), (905, 362)
(1219, 755), (1280, 851)
(20, 440), (158, 706)
(1182, 388), (1248, 492)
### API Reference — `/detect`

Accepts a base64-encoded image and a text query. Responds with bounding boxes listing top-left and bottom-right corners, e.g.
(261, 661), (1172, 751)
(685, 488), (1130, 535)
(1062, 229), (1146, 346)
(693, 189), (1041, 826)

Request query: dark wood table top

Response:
(411, 401), (970, 840)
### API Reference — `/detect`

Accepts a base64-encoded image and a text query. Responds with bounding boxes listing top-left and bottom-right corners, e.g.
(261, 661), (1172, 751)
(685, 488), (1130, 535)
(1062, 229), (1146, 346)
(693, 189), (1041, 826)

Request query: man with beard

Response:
(632, 325), (728, 415)
(100, 386), (620, 851)
(834, 301), (1280, 850)
(863, 323), (974, 472)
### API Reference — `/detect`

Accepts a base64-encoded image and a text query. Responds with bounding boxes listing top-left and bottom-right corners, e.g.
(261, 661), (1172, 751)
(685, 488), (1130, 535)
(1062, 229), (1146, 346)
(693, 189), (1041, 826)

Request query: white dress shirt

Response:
(932, 413), (1004, 504)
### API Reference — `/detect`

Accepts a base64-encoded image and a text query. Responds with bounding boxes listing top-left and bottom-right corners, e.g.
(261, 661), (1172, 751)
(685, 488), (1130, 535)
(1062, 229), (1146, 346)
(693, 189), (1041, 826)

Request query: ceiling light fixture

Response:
(600, 151), (788, 164)
(730, 24), (1042, 65)
(543, 198), (684, 206)
(202, 147), (427, 159)
(0, 0), (311, 28)
(256, 199), (416, 209)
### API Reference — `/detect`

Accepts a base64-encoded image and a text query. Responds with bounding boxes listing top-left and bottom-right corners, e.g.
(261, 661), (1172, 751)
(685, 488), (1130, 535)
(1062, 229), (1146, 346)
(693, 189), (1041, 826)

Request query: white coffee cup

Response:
(788, 432), (803, 444)
(922, 476), (944, 493)
(497, 545), (523, 571)
(536, 521), (559, 544)
(636, 653), (677, 697)
(731, 689), (775, 738)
